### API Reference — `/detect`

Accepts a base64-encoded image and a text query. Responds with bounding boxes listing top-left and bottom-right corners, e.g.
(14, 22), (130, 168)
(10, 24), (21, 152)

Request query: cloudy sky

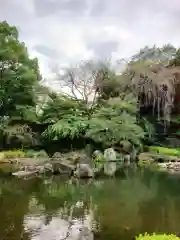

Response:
(1, 0), (180, 83)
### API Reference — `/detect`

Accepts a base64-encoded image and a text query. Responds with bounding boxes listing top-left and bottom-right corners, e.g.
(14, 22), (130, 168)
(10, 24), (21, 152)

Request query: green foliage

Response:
(0, 149), (48, 159)
(39, 94), (87, 123)
(42, 116), (88, 140)
(132, 44), (176, 63)
(86, 95), (146, 148)
(2, 20), (180, 152)
(136, 233), (180, 240)
(2, 124), (36, 147)
(138, 159), (154, 168)
(24, 150), (48, 158)
(148, 146), (180, 157)
(93, 154), (105, 170)
(0, 21), (40, 120)
(1, 150), (25, 158)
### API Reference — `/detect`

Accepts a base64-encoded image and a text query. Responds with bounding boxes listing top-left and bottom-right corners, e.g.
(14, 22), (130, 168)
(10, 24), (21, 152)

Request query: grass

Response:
(0, 149), (49, 160)
(148, 146), (180, 157)
(136, 233), (180, 240)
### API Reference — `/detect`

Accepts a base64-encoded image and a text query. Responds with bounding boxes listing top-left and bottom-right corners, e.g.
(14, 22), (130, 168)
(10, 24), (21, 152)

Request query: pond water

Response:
(1, 168), (180, 240)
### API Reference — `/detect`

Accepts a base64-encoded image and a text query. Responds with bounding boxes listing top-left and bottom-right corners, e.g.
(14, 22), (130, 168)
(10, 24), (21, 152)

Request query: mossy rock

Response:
(136, 233), (180, 240)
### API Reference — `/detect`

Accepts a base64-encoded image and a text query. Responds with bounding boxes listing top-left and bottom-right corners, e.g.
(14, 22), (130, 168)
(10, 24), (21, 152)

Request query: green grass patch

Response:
(0, 149), (48, 160)
(148, 146), (180, 157)
(136, 233), (180, 240)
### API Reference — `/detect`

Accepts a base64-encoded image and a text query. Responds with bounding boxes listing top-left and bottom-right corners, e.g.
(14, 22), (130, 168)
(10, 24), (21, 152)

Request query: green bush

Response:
(93, 155), (105, 170)
(138, 159), (154, 168)
(2, 150), (25, 159)
(148, 146), (180, 157)
(136, 233), (180, 240)
(24, 150), (48, 158)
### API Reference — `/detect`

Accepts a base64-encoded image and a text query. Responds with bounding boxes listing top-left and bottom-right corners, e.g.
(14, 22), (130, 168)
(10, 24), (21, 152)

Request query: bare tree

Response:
(57, 60), (111, 106)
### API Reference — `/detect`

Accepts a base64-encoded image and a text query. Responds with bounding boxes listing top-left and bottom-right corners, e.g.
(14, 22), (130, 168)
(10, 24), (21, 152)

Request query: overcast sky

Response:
(1, 0), (180, 83)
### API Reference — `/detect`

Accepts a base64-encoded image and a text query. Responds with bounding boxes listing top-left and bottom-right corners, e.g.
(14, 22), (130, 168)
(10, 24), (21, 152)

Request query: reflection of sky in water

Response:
(23, 199), (94, 240)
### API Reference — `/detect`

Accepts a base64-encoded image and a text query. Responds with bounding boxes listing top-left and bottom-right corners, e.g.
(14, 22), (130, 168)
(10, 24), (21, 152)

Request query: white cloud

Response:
(1, 0), (180, 90)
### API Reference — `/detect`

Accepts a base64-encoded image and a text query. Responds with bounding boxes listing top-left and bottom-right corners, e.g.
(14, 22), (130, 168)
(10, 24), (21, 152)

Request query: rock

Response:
(12, 170), (38, 178)
(52, 152), (62, 159)
(51, 160), (75, 175)
(85, 144), (93, 157)
(74, 163), (94, 178)
(104, 148), (116, 161)
(0, 152), (5, 162)
(158, 162), (180, 173)
(120, 140), (132, 153)
(77, 226), (94, 240)
(124, 154), (131, 167)
(104, 148), (117, 176)
(36, 163), (53, 174)
(92, 150), (103, 158)
(138, 152), (179, 164)
(138, 152), (154, 162)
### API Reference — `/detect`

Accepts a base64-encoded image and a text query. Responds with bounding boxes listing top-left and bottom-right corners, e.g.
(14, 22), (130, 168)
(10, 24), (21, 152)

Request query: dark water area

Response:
(1, 168), (180, 240)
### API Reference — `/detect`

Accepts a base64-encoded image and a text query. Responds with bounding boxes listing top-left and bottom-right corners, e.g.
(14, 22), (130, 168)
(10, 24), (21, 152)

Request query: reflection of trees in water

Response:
(0, 177), (39, 240)
(92, 171), (180, 239)
(1, 170), (180, 240)
(138, 172), (180, 235)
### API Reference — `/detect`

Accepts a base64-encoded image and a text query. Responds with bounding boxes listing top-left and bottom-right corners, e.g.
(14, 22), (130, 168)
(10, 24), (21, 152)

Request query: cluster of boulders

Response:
(11, 146), (134, 179)
(8, 140), (137, 178)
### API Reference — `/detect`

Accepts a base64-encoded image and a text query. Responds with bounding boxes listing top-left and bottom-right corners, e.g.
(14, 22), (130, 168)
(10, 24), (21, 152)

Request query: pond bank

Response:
(0, 148), (131, 179)
(138, 151), (180, 174)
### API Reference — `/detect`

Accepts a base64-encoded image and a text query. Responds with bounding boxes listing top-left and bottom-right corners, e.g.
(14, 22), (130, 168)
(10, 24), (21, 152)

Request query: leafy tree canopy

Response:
(0, 21), (41, 122)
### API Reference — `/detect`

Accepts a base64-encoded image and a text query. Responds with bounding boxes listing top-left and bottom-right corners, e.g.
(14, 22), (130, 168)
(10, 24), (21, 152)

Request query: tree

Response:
(86, 94), (146, 148)
(57, 60), (120, 117)
(117, 52), (180, 124)
(132, 44), (176, 63)
(40, 94), (89, 141)
(0, 21), (41, 121)
(0, 21), (41, 148)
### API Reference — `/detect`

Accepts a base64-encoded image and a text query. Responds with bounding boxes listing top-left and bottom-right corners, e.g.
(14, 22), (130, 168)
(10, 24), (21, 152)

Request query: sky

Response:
(1, 0), (180, 89)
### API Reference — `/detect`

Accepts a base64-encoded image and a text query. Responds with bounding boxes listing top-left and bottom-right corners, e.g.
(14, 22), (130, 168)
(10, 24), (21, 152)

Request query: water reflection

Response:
(1, 169), (180, 240)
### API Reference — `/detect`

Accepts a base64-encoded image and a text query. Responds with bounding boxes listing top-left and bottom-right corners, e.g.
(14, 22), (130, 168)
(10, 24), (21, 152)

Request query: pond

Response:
(0, 168), (180, 240)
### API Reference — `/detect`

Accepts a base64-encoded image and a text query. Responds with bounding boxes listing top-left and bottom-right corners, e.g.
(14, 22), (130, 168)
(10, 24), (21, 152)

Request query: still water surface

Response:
(0, 168), (180, 240)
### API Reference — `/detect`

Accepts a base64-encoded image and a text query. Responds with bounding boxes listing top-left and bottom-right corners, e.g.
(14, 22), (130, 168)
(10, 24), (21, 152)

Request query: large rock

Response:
(138, 152), (154, 162)
(52, 152), (62, 159)
(12, 170), (38, 178)
(104, 148), (117, 176)
(74, 163), (94, 178)
(51, 160), (75, 175)
(120, 140), (132, 153)
(92, 150), (103, 158)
